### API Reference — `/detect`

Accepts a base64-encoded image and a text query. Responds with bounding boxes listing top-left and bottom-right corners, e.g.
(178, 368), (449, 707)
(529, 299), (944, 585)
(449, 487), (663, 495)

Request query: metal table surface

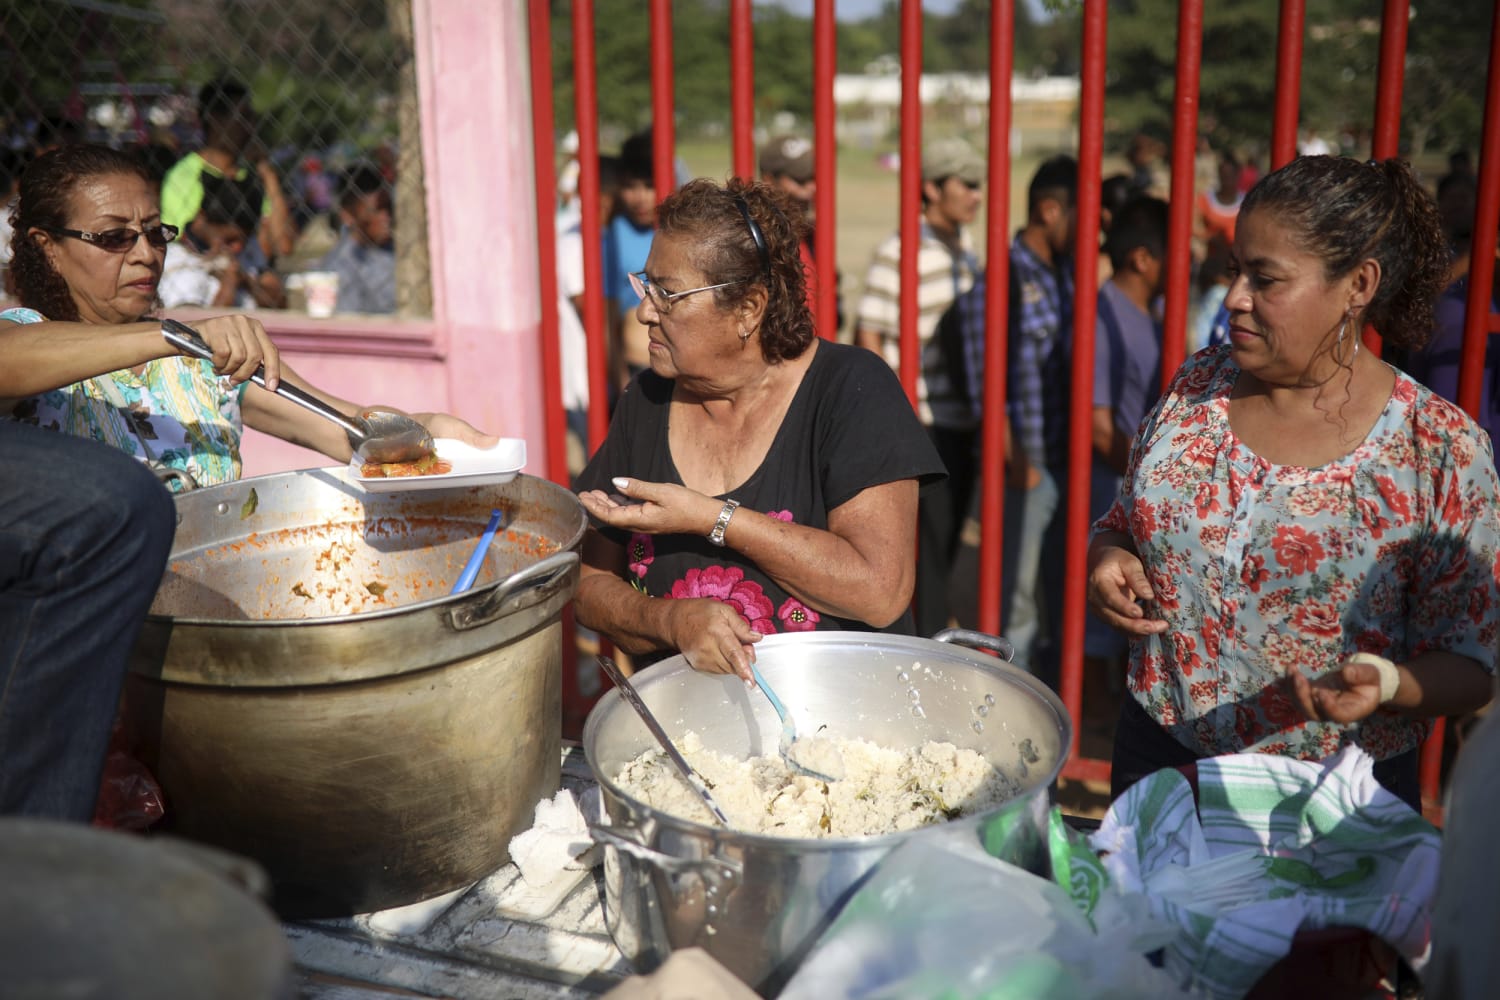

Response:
(291, 743), (632, 999)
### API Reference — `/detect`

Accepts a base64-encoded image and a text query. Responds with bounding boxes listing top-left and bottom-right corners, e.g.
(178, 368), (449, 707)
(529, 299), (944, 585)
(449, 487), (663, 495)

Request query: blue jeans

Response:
(999, 465), (1060, 682)
(0, 423), (175, 820)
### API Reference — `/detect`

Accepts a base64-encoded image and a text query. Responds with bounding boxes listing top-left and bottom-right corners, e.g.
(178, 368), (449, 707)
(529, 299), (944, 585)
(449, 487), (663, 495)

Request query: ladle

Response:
(749, 663), (843, 782)
(160, 318), (435, 464)
(595, 655), (730, 827)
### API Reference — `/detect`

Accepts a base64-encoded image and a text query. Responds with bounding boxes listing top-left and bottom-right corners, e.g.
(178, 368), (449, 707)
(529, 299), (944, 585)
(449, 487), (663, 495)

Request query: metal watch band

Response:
(708, 499), (740, 547)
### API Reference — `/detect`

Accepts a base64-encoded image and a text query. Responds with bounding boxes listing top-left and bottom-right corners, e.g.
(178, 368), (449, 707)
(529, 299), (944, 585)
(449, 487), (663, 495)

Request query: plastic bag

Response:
(91, 721), (165, 832)
(778, 828), (1183, 1000)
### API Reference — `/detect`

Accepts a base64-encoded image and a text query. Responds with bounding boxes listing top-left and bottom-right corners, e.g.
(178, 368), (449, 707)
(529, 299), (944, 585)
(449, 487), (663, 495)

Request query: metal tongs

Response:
(160, 318), (435, 464)
(596, 655), (731, 827)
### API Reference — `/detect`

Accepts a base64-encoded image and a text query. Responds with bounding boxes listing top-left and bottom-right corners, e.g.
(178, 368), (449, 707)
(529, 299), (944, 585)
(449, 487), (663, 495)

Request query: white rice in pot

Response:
(614, 731), (1021, 838)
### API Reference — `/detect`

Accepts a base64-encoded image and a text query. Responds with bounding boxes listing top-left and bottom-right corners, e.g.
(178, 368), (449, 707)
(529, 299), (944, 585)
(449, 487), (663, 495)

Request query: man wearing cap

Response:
(854, 136), (984, 637)
(759, 135), (838, 328)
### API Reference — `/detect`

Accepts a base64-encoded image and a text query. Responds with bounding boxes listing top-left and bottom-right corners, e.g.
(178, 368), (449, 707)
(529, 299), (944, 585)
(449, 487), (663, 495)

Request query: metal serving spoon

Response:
(160, 318), (435, 464)
(595, 655), (730, 827)
(749, 663), (843, 782)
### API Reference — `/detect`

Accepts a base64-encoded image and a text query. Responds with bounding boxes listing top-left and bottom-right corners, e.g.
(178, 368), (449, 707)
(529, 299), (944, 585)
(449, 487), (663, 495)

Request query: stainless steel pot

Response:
(126, 467), (586, 918)
(582, 630), (1070, 995)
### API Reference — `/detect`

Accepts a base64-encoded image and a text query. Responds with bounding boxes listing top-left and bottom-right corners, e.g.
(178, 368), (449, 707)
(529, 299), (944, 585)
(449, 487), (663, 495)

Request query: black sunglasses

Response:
(46, 224), (179, 253)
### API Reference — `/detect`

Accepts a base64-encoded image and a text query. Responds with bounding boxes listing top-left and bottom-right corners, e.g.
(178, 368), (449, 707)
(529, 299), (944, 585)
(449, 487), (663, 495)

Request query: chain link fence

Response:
(2, 0), (430, 317)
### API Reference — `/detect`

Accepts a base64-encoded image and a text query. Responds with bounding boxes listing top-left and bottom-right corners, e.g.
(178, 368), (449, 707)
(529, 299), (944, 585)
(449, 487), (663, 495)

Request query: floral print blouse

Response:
(1096, 346), (1500, 761)
(2, 306), (245, 492)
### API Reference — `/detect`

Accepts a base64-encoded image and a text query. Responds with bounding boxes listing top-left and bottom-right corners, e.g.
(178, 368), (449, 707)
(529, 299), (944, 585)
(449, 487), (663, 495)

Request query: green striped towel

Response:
(1090, 745), (1440, 999)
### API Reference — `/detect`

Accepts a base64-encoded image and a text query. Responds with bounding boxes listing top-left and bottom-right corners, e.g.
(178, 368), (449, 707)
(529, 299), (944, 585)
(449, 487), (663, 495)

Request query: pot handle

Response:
(589, 822), (742, 887)
(447, 550), (578, 631)
(933, 627), (1015, 662)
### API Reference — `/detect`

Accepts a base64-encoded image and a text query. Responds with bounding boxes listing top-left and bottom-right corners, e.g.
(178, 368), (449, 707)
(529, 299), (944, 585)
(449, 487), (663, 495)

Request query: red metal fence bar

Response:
(650, 0), (675, 202)
(1058, 0), (1109, 779)
(1363, 0), (1410, 357)
(813, 0), (837, 340)
(897, 0), (923, 407)
(526, 0), (566, 486)
(730, 0), (754, 181)
(571, 0), (610, 459)
(975, 1), (1015, 638)
(1271, 0), (1305, 170)
(1157, 0), (1202, 392)
(1460, 10), (1500, 416)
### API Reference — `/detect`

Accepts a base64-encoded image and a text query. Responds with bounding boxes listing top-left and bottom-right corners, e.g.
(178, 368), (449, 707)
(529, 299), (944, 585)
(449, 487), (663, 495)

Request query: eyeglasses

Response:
(46, 224), (179, 253)
(628, 270), (746, 315)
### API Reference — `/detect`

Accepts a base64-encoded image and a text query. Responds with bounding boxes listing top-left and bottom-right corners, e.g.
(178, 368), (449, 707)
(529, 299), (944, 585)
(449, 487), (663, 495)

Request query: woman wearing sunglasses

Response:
(574, 178), (944, 681)
(1, 144), (492, 491)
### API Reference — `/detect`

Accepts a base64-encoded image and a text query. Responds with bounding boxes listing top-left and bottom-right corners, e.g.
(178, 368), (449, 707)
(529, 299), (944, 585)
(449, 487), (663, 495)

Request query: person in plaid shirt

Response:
(957, 155), (1076, 676)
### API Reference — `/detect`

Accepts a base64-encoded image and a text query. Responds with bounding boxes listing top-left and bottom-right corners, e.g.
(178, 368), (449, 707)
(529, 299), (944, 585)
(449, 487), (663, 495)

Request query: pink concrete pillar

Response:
(413, 0), (545, 458)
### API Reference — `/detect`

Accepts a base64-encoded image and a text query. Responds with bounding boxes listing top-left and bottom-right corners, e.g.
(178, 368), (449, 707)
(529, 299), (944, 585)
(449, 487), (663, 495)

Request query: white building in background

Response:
(832, 71), (1080, 154)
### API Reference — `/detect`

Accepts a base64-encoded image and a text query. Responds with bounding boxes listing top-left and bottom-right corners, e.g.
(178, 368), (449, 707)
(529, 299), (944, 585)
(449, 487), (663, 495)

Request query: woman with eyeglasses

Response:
(1, 144), (493, 491)
(574, 178), (944, 681)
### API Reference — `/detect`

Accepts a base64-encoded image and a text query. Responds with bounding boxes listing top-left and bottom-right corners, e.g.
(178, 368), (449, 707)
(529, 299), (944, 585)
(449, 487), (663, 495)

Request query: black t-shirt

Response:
(576, 341), (945, 636)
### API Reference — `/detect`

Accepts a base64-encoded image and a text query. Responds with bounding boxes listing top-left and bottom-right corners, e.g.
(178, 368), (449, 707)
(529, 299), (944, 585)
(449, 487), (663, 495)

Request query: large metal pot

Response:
(583, 630), (1070, 995)
(126, 467), (586, 918)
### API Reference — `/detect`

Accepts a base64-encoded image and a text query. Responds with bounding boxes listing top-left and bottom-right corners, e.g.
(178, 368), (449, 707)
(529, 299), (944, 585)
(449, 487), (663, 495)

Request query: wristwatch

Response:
(708, 499), (740, 547)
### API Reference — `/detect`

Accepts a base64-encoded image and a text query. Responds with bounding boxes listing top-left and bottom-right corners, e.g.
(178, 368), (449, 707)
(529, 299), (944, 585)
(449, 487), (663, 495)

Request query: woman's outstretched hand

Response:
(1086, 539), (1168, 636)
(578, 477), (721, 539)
(412, 411), (499, 449)
(1286, 658), (1384, 724)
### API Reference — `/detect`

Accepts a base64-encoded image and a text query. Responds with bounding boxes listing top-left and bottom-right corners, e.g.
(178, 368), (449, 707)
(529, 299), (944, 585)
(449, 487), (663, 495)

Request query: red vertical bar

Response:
(527, 0), (567, 486)
(1059, 0), (1109, 766)
(1371, 0), (1409, 159)
(813, 0), (838, 341)
(1158, 0), (1202, 392)
(730, 0), (755, 180)
(1364, 0), (1409, 356)
(572, 2), (609, 458)
(1427, 6), (1500, 818)
(573, 1), (610, 458)
(898, 0), (923, 406)
(976, 1), (1014, 637)
(650, 0), (676, 201)
(1271, 0), (1305, 170)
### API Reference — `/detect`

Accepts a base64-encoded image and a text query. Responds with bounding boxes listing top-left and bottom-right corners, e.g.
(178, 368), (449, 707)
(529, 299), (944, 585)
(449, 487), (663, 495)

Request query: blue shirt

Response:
(958, 234), (1073, 468)
(1091, 280), (1162, 519)
(601, 215), (654, 307)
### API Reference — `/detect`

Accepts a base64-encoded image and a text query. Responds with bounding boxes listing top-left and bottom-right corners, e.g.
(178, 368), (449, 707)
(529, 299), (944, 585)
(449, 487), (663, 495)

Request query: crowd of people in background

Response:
(1, 79), (400, 318)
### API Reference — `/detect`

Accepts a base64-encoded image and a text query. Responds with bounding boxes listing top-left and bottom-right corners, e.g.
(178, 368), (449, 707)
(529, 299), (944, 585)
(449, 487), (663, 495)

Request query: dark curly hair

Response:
(654, 177), (814, 363)
(6, 144), (156, 321)
(1240, 155), (1451, 351)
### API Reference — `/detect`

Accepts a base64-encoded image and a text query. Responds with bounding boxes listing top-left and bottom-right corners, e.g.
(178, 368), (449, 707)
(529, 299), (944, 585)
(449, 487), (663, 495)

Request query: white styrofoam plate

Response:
(346, 437), (527, 493)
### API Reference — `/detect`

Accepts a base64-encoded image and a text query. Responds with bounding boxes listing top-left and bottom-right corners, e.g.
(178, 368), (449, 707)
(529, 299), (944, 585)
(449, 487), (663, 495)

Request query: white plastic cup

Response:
(303, 271), (340, 318)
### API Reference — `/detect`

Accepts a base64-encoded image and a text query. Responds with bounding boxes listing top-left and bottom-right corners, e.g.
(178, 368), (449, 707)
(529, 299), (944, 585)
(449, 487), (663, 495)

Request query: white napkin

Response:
(508, 787), (601, 887)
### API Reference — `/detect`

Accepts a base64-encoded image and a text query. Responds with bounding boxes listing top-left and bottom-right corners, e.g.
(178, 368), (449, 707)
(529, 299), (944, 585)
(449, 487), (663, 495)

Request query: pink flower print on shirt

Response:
(669, 565), (777, 634)
(777, 598), (820, 632)
(767, 510), (794, 522)
(627, 533), (654, 579)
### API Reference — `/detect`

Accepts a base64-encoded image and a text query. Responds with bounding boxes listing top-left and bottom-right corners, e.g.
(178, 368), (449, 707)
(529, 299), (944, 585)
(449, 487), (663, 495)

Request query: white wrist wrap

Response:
(1347, 652), (1401, 704)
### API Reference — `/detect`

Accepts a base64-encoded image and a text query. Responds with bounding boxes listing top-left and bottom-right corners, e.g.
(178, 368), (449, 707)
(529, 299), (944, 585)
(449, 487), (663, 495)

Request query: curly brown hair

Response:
(654, 177), (814, 363)
(1240, 155), (1451, 351)
(6, 144), (156, 321)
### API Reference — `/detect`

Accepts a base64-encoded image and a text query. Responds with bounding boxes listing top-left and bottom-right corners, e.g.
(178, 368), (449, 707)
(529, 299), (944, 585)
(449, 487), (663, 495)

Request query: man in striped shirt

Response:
(855, 137), (984, 636)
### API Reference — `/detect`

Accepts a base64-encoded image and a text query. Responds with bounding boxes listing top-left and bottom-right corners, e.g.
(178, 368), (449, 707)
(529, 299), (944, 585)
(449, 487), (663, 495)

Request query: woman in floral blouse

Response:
(575, 179), (943, 681)
(1088, 155), (1500, 809)
(2, 144), (491, 492)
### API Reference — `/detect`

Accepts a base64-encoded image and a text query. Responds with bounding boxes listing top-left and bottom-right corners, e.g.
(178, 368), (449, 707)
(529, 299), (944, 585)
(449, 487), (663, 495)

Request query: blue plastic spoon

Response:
(749, 663), (842, 782)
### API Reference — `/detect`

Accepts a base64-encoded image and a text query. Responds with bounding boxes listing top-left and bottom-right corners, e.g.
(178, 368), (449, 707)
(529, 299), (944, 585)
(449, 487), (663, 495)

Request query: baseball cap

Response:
(922, 137), (985, 185)
(759, 135), (814, 184)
